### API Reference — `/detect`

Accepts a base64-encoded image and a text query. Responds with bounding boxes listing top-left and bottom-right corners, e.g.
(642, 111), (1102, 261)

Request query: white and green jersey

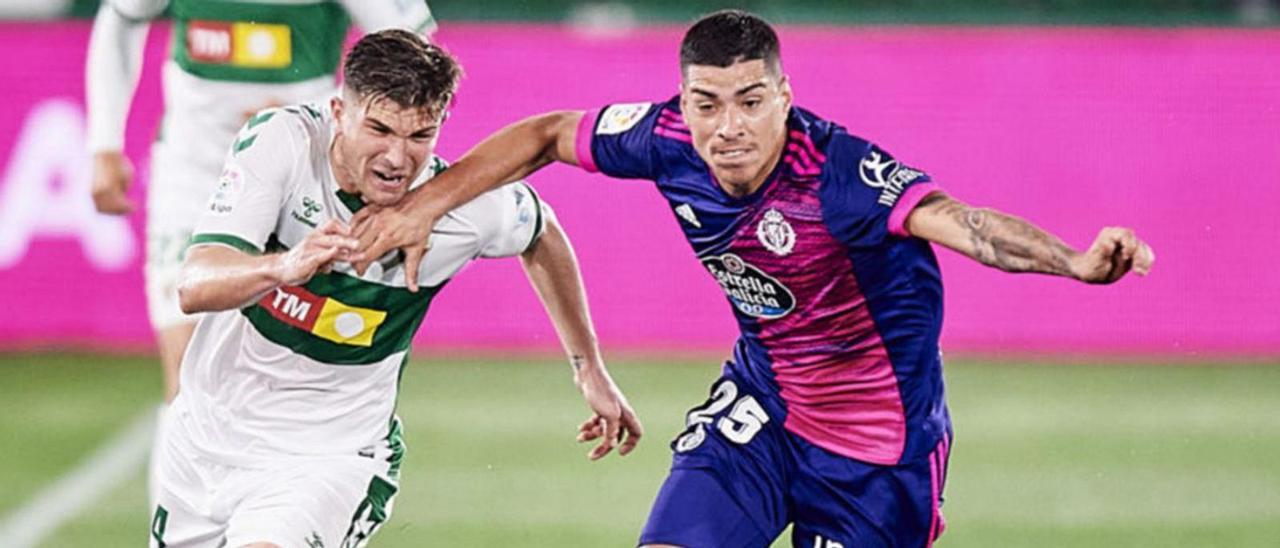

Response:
(167, 0), (436, 84)
(170, 102), (545, 465)
(90, 0), (436, 175)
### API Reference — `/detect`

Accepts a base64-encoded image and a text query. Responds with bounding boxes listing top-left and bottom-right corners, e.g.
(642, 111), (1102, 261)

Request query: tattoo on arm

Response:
(570, 354), (585, 372)
(938, 199), (1077, 277)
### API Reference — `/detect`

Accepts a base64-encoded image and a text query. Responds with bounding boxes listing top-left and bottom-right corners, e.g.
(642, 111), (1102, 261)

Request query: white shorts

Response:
(143, 139), (220, 331)
(151, 417), (404, 548)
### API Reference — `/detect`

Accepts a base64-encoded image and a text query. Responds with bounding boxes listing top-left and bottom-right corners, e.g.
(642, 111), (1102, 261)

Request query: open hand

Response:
(350, 201), (439, 292)
(1071, 227), (1155, 284)
(574, 361), (643, 460)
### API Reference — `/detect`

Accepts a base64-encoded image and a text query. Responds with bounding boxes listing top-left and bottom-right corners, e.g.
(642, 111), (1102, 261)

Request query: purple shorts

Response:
(639, 373), (952, 548)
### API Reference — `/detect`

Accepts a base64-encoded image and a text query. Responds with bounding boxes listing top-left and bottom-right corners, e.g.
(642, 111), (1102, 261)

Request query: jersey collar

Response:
(329, 155), (447, 216)
(334, 188), (365, 214)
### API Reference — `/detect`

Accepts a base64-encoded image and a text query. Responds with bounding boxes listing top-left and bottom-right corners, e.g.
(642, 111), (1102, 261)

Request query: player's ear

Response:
(330, 95), (345, 123)
(778, 75), (793, 110)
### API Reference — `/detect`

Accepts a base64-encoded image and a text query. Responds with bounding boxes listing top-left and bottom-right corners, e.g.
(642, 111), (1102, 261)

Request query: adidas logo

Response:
(675, 203), (702, 228)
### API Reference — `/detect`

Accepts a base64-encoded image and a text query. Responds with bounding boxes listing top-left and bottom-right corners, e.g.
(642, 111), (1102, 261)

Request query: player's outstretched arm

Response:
(518, 212), (643, 460)
(905, 192), (1154, 283)
(177, 220), (359, 313)
(85, 2), (153, 214)
(351, 111), (586, 291)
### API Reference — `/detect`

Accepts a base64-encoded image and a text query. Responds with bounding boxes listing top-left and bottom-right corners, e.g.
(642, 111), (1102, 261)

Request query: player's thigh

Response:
(143, 222), (197, 331)
(789, 433), (953, 548)
(640, 467), (776, 548)
(150, 433), (229, 548)
(223, 456), (398, 548)
(639, 375), (792, 548)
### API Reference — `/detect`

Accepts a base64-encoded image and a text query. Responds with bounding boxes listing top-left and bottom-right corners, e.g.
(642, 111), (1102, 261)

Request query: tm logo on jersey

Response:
(187, 20), (292, 68)
(701, 253), (796, 319)
(858, 146), (925, 207)
(259, 286), (387, 347)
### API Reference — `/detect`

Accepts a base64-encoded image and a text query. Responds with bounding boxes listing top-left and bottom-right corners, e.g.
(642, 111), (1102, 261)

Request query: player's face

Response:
(681, 59), (792, 196)
(331, 94), (442, 207)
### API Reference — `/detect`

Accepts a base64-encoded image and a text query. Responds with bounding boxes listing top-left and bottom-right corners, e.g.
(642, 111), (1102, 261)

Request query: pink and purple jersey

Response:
(578, 97), (950, 465)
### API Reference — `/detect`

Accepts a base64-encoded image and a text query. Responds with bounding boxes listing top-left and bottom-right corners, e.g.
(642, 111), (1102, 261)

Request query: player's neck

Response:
(718, 179), (762, 198)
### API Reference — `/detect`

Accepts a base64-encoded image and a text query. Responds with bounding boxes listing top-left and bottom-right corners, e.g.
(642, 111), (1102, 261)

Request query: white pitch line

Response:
(0, 408), (155, 548)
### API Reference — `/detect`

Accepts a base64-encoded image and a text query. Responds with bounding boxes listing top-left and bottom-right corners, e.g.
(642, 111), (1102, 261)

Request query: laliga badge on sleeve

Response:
(596, 103), (652, 135)
(208, 164), (245, 216)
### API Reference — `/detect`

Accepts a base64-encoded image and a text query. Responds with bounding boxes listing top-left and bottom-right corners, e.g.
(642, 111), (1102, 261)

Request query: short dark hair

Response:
(342, 29), (462, 117)
(679, 10), (781, 76)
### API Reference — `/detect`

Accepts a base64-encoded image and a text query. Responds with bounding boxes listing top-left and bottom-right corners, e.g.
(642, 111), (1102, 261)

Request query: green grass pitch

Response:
(1, 352), (1278, 547)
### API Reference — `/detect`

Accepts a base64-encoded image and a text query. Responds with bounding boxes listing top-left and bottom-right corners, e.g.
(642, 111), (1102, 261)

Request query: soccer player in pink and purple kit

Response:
(350, 10), (1154, 547)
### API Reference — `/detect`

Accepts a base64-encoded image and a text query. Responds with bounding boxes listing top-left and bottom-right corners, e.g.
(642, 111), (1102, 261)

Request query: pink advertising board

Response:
(0, 22), (1276, 357)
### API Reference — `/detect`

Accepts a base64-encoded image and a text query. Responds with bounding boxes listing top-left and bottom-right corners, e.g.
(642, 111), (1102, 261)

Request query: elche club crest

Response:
(756, 208), (795, 256)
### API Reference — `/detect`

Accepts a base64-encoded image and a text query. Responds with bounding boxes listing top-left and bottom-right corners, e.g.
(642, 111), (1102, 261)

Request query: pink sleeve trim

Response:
(888, 183), (942, 238)
(574, 109), (601, 173)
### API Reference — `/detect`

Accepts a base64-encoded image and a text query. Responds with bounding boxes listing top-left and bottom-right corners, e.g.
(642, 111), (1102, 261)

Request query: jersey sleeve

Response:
(339, 0), (437, 35)
(576, 102), (664, 180)
(190, 110), (300, 254)
(85, 3), (151, 153)
(408, 178), (545, 287)
(820, 133), (941, 249)
(476, 182), (546, 258)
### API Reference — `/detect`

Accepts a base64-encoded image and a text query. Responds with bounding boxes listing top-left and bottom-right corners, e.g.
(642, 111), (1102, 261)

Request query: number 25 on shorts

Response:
(675, 379), (770, 452)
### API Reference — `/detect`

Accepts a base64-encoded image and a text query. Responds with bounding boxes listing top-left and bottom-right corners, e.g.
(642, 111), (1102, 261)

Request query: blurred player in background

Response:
(349, 9), (1154, 548)
(86, 0), (437, 404)
(155, 29), (641, 548)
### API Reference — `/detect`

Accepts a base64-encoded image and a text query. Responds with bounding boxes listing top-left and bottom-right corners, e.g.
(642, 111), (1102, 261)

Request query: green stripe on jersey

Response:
(385, 416), (406, 480)
(429, 155), (449, 177)
(190, 233), (262, 255)
(342, 474), (399, 546)
(232, 134), (258, 155)
(246, 110), (276, 129)
(242, 272), (447, 365)
(171, 0), (350, 83)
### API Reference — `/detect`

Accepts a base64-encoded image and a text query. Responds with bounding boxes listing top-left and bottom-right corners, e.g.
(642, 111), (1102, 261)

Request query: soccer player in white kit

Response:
(87, 0), (438, 403)
(152, 30), (643, 548)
